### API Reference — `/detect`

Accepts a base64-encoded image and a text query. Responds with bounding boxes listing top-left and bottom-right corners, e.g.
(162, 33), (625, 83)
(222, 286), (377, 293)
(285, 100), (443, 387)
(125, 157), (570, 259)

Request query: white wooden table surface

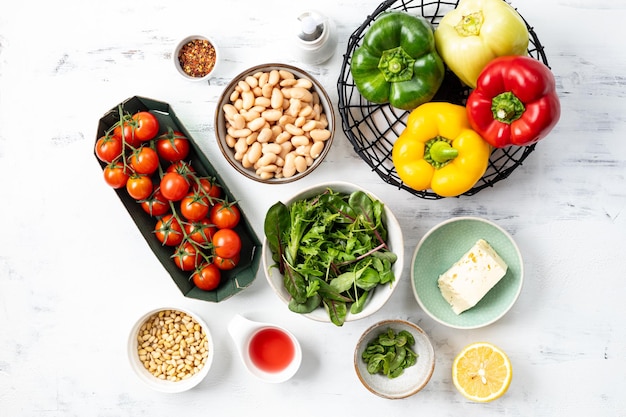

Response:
(1, 0), (625, 415)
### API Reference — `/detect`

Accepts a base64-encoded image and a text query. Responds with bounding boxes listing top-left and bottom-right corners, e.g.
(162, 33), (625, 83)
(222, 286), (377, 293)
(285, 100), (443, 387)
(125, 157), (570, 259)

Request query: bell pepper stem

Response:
(455, 11), (484, 36)
(378, 46), (415, 83)
(425, 137), (458, 169)
(492, 92), (525, 124)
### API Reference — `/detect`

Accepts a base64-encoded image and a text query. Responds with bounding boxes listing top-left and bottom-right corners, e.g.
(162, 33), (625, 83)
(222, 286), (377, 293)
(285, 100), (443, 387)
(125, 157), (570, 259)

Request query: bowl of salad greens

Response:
(262, 181), (404, 326)
(354, 319), (435, 399)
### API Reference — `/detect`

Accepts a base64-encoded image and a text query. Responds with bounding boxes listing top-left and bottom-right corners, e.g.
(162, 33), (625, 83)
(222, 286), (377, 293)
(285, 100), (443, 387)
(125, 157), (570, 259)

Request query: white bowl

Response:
(173, 35), (219, 81)
(354, 319), (435, 399)
(214, 63), (335, 184)
(127, 307), (214, 393)
(227, 314), (302, 383)
(262, 181), (404, 324)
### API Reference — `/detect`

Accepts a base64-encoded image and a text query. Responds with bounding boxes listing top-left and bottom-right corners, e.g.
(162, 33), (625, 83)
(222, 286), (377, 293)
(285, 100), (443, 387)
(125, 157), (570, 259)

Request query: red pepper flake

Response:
(178, 39), (216, 78)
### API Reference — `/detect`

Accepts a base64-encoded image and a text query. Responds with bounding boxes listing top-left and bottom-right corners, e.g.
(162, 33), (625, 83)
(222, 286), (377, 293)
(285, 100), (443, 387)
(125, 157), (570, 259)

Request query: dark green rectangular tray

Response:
(94, 96), (261, 302)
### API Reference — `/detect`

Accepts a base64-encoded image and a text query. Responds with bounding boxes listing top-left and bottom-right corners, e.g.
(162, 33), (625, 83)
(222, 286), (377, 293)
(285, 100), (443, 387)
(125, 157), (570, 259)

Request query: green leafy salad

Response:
(264, 188), (398, 326)
(362, 328), (418, 378)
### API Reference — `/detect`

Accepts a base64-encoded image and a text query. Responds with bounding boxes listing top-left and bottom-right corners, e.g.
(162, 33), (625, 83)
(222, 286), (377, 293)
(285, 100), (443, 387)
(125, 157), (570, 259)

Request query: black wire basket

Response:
(337, 0), (548, 199)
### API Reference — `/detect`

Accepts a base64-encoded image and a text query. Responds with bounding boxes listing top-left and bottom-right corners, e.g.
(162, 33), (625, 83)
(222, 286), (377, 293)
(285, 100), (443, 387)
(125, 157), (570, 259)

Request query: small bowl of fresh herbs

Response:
(354, 319), (435, 399)
(262, 181), (404, 327)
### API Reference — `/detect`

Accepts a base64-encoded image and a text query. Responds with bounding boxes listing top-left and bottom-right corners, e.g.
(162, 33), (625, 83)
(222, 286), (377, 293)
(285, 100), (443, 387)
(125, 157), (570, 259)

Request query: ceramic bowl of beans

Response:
(127, 307), (214, 393)
(214, 63), (335, 184)
(173, 35), (219, 81)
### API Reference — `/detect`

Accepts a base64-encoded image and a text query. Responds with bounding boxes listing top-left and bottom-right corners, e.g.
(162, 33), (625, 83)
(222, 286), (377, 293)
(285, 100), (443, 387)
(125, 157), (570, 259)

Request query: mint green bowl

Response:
(411, 217), (523, 329)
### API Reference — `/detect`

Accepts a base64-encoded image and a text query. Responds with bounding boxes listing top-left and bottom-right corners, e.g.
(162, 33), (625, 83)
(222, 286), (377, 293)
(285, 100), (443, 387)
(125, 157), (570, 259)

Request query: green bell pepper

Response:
(350, 11), (445, 111)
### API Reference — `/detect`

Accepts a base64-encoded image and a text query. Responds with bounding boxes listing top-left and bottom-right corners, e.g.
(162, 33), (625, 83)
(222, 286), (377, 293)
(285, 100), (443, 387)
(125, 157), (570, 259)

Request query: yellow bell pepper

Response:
(392, 102), (491, 197)
(434, 0), (529, 88)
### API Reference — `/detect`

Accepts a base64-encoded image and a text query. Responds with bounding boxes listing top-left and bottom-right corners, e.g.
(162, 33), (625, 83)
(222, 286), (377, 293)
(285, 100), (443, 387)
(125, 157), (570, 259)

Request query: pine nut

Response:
(136, 309), (209, 383)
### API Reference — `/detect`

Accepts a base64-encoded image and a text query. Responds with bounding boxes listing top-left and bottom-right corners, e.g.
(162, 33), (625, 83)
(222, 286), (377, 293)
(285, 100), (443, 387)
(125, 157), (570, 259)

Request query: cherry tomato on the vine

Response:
(180, 193), (210, 222)
(141, 189), (170, 217)
(131, 111), (159, 142)
(156, 130), (190, 162)
(129, 146), (159, 175)
(210, 202), (241, 229)
(113, 120), (142, 148)
(160, 172), (189, 201)
(192, 263), (221, 291)
(185, 218), (216, 246)
(166, 160), (195, 179)
(213, 253), (240, 271)
(126, 175), (153, 200)
(212, 229), (242, 259)
(173, 242), (202, 271)
(193, 177), (222, 201)
(154, 214), (184, 246)
(103, 161), (130, 189)
(95, 135), (123, 163)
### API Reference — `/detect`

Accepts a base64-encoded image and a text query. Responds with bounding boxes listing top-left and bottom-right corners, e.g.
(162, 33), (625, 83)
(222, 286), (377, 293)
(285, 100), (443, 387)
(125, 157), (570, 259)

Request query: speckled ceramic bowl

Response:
(411, 217), (524, 329)
(354, 319), (435, 399)
(214, 63), (335, 184)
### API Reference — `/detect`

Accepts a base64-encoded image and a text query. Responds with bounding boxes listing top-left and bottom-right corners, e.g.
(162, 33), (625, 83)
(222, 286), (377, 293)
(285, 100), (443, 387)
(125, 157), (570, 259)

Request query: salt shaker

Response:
(293, 11), (338, 65)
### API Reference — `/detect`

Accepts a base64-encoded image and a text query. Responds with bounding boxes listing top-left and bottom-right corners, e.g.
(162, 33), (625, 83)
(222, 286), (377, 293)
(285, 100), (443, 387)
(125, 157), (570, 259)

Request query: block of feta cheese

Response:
(437, 239), (508, 315)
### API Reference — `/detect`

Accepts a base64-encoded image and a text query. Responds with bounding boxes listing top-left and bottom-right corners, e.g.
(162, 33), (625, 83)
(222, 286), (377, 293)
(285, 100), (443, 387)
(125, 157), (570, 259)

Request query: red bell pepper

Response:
(466, 55), (561, 148)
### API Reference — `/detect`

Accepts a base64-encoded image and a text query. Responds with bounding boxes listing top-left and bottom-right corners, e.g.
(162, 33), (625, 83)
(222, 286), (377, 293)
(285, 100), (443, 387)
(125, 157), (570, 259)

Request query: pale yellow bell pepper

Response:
(434, 0), (529, 88)
(391, 102), (491, 197)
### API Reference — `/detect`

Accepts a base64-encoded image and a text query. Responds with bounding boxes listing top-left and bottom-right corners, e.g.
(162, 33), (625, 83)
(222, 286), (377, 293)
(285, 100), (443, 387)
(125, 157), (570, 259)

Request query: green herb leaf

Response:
(288, 294), (322, 313)
(324, 299), (348, 327)
(362, 328), (419, 378)
(350, 290), (370, 314)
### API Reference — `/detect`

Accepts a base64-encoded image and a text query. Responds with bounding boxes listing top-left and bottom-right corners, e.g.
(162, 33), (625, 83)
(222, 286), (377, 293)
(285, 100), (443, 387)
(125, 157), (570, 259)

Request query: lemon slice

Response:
(452, 342), (512, 402)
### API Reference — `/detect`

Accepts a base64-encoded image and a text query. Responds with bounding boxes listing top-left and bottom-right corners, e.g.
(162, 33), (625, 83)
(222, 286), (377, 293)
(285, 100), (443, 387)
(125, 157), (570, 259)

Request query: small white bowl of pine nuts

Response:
(128, 307), (214, 393)
(214, 63), (335, 183)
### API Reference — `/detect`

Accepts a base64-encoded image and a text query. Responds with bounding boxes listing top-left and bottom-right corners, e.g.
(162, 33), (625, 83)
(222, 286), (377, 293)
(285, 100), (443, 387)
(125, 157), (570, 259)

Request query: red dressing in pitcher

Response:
(248, 328), (295, 373)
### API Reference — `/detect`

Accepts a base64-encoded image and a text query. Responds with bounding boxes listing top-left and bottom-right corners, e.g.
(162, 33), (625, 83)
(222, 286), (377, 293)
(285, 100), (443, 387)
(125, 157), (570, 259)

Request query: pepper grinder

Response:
(294, 11), (338, 65)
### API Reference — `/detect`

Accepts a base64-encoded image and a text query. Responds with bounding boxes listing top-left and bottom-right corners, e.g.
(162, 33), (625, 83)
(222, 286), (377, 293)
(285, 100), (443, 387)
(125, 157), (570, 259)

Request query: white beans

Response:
(247, 117), (266, 132)
(136, 310), (209, 382)
(222, 68), (332, 179)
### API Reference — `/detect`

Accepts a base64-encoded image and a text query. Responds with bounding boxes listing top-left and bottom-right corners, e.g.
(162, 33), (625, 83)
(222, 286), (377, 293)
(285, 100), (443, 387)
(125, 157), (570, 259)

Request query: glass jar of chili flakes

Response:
(173, 35), (219, 81)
